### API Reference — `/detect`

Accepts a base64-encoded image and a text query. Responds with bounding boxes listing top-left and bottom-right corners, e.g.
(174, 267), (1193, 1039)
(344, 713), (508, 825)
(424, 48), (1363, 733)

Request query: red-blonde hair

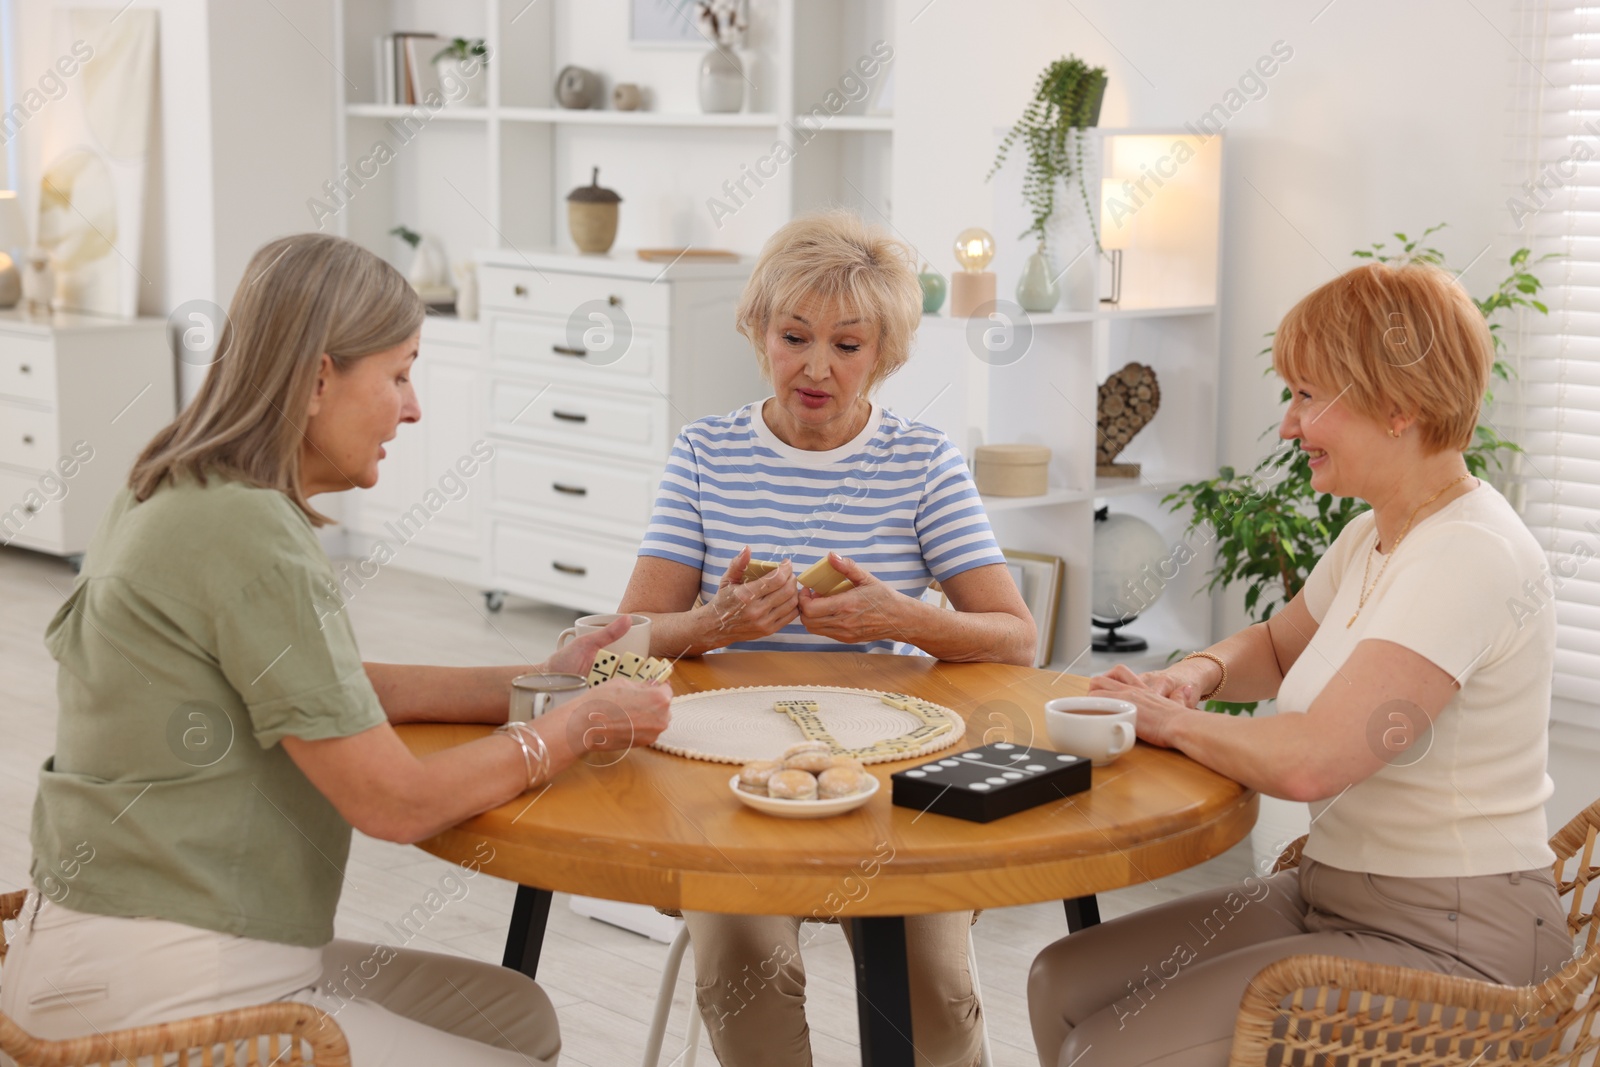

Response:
(1272, 261), (1491, 453)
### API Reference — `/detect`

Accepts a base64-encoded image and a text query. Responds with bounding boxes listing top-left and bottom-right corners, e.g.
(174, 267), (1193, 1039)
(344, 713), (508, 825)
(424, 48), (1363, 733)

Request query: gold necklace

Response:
(1347, 473), (1471, 628)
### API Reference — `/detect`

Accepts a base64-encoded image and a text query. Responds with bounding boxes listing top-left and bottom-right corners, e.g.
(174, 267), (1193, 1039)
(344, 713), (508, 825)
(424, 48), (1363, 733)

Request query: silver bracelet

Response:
(495, 721), (550, 790)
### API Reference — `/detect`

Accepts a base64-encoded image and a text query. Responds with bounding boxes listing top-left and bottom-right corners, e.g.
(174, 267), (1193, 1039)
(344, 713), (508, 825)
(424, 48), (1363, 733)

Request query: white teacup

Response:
(1045, 697), (1137, 766)
(509, 672), (588, 722)
(555, 613), (651, 659)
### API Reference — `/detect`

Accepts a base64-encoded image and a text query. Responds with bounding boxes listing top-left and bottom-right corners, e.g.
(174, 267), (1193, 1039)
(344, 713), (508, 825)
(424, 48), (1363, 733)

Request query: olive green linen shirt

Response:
(30, 476), (387, 946)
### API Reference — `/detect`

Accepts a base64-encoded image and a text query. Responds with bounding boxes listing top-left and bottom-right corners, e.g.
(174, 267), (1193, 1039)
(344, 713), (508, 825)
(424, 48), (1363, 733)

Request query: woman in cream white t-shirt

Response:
(1027, 260), (1573, 1067)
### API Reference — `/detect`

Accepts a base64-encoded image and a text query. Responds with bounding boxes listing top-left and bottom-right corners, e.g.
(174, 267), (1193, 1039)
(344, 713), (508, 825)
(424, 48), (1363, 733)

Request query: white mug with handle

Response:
(555, 612), (652, 660)
(1044, 697), (1137, 766)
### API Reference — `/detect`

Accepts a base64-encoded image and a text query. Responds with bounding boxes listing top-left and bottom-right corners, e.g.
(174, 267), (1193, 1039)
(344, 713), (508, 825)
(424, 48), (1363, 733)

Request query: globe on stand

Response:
(1090, 507), (1168, 653)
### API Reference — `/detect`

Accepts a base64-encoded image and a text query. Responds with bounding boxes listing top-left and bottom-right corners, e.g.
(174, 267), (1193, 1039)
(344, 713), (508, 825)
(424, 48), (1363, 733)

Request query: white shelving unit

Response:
(329, 0), (897, 271)
(880, 129), (1225, 673)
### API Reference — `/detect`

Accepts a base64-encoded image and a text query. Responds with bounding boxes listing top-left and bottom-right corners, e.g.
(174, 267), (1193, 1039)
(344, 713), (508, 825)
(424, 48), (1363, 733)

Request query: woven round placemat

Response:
(653, 685), (967, 765)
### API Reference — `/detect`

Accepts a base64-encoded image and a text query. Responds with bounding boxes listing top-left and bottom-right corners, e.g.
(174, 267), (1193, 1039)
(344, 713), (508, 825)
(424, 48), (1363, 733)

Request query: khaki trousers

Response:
(1027, 858), (1573, 1067)
(0, 893), (560, 1067)
(684, 909), (982, 1067)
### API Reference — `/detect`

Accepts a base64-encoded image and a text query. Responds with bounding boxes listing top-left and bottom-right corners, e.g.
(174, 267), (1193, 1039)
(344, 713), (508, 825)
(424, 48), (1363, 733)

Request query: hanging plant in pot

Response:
(696, 0), (747, 114)
(988, 56), (1108, 312)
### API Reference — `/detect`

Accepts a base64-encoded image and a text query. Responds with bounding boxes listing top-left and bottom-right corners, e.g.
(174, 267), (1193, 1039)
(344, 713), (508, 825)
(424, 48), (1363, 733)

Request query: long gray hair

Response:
(129, 234), (424, 525)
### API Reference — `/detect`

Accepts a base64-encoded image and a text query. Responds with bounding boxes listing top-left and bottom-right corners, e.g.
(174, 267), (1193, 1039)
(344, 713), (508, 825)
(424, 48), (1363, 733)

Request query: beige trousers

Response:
(1027, 858), (1573, 1067)
(684, 909), (982, 1067)
(0, 893), (560, 1067)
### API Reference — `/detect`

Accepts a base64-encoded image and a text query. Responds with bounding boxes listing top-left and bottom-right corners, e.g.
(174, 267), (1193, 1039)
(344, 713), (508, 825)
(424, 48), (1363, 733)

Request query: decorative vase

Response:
(434, 57), (487, 108)
(567, 167), (622, 254)
(556, 66), (600, 110)
(919, 266), (947, 314)
(698, 48), (745, 113)
(0, 253), (20, 310)
(612, 83), (643, 111)
(21, 251), (54, 315)
(1015, 247), (1060, 312)
(453, 262), (479, 321)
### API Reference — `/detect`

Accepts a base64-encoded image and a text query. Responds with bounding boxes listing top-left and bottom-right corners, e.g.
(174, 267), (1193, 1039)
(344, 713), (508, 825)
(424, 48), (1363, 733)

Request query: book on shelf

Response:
(371, 33), (445, 106)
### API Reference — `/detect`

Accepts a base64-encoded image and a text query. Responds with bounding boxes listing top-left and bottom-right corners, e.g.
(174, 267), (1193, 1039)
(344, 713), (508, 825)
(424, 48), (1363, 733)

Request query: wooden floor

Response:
(0, 543), (1253, 1067)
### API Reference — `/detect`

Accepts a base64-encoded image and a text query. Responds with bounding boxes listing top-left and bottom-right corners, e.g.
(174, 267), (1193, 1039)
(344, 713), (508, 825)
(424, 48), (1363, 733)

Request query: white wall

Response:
(896, 0), (1517, 508)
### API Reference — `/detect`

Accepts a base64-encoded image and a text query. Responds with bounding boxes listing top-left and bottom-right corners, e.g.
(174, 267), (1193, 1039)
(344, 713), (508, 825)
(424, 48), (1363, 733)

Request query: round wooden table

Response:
(397, 652), (1256, 1067)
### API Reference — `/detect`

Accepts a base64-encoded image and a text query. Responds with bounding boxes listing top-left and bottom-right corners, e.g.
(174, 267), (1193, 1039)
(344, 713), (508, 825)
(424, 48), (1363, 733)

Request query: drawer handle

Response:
(22, 434), (34, 445)
(18, 363), (31, 375)
(551, 410), (588, 424)
(551, 344), (588, 359)
(551, 482), (589, 496)
(513, 284), (528, 298)
(551, 561), (588, 577)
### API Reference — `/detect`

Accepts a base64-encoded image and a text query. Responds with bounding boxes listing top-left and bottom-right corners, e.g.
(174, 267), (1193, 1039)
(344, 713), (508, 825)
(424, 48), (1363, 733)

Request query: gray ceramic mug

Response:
(510, 672), (588, 722)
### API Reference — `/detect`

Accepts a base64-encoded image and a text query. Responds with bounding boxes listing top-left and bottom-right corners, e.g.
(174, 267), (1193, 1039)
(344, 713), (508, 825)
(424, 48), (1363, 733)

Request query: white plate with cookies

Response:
(728, 742), (881, 818)
(729, 772), (880, 818)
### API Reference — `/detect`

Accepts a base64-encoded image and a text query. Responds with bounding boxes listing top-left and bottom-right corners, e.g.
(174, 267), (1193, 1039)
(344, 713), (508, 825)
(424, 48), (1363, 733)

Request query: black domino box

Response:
(890, 742), (1092, 823)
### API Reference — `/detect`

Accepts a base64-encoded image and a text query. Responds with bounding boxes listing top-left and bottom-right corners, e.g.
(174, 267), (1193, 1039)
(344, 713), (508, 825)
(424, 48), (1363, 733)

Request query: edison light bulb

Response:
(953, 228), (995, 273)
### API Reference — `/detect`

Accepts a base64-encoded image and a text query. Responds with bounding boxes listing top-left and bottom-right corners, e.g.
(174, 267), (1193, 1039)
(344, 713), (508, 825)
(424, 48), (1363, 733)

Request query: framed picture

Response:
(630, 0), (707, 46)
(1002, 549), (1064, 669)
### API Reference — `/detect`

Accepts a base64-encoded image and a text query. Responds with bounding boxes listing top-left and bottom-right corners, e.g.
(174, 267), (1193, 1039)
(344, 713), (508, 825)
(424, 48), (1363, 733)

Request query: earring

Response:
(1388, 428), (1401, 438)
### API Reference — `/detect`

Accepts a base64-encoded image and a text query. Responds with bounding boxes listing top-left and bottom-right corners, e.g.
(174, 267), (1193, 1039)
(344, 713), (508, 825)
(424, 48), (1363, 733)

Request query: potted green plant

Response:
(988, 56), (1108, 310)
(989, 56), (1108, 248)
(433, 37), (488, 107)
(1164, 225), (1555, 715)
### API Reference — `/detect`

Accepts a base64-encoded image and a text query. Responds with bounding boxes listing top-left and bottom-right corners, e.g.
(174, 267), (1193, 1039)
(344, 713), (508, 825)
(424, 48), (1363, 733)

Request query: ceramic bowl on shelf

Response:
(728, 773), (880, 819)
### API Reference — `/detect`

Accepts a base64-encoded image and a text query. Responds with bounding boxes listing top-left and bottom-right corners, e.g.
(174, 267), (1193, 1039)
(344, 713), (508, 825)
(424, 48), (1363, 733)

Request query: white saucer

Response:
(728, 773), (880, 818)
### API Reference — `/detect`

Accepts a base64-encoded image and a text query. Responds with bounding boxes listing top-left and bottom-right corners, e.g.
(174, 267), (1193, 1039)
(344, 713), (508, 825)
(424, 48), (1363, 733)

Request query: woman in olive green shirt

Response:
(1, 234), (670, 1065)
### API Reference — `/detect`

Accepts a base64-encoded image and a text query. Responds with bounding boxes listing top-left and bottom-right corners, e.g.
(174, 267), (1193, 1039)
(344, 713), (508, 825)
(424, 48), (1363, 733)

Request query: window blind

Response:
(1508, 2), (1600, 725)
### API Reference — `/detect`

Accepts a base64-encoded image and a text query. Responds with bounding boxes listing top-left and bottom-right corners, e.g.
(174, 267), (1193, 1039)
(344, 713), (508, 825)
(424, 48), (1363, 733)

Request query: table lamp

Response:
(949, 227), (996, 317)
(0, 191), (26, 310)
(1099, 180), (1127, 306)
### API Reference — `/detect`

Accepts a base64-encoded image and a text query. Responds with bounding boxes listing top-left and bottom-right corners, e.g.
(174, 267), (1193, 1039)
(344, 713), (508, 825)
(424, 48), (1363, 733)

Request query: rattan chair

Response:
(0, 890), (351, 1067)
(1228, 798), (1600, 1066)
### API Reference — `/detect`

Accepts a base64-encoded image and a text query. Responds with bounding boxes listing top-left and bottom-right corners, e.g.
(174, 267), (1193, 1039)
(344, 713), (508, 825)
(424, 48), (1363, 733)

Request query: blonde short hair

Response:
(129, 234), (424, 525)
(735, 211), (922, 394)
(1272, 261), (1491, 453)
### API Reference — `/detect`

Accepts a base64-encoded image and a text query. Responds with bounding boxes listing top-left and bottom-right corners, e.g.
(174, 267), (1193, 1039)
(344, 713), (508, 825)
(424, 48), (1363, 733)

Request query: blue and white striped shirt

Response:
(638, 401), (1007, 654)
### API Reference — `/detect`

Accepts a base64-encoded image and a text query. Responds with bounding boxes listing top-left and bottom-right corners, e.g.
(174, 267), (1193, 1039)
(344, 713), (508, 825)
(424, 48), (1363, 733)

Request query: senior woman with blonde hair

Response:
(618, 211), (1035, 1066)
(1026, 260), (1573, 1067)
(1, 233), (671, 1065)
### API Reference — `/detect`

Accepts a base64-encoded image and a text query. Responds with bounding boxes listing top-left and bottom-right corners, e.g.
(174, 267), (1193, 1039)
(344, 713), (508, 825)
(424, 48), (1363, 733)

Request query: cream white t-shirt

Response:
(1280, 481), (1558, 878)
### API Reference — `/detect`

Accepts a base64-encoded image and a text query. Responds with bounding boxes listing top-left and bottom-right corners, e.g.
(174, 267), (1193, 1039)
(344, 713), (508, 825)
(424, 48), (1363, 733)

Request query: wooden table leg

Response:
(1063, 894), (1101, 932)
(502, 885), (553, 978)
(848, 916), (915, 1067)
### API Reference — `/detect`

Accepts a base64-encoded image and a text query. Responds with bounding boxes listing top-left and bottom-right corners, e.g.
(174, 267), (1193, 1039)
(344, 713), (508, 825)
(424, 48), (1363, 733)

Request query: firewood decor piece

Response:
(1096, 362), (1161, 478)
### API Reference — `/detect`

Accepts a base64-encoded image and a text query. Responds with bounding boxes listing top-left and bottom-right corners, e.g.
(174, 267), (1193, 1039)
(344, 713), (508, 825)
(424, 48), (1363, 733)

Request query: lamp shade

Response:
(1099, 180), (1130, 251)
(0, 191), (27, 252)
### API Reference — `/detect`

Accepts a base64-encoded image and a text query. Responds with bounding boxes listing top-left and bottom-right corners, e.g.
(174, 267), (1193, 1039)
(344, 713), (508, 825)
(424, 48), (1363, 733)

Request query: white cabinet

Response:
(340, 316), (488, 585)
(0, 311), (173, 561)
(478, 249), (765, 614)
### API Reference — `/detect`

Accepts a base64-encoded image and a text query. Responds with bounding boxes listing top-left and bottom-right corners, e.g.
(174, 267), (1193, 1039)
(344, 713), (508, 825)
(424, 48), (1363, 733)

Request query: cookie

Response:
(768, 769), (819, 800)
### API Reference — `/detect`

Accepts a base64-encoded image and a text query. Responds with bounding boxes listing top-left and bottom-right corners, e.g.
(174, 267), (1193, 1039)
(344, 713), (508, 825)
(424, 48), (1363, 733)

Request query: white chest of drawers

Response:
(0, 310), (173, 560)
(477, 250), (765, 614)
